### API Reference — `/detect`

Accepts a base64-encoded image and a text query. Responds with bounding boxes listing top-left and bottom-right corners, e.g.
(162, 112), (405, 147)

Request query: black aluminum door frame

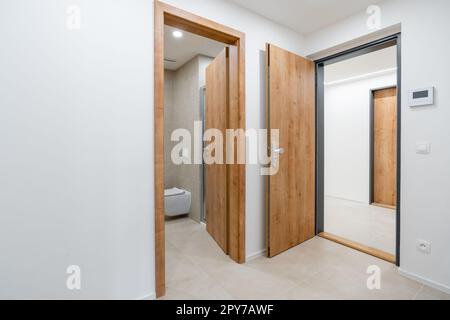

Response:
(315, 34), (402, 266)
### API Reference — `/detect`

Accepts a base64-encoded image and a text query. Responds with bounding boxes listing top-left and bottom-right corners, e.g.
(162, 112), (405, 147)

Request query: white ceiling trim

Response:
(324, 68), (397, 86)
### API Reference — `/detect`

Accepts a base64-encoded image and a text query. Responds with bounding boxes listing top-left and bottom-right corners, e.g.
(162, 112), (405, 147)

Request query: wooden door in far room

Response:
(373, 87), (397, 208)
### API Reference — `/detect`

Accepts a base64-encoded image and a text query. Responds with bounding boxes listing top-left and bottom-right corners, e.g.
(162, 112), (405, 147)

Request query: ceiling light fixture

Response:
(172, 30), (183, 38)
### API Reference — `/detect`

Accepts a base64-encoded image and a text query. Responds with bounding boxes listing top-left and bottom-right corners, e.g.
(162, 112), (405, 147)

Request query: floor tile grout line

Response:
(411, 284), (425, 300)
(166, 222), (238, 299)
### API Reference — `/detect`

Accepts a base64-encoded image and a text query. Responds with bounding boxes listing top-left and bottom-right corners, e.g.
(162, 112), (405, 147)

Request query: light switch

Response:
(416, 142), (431, 155)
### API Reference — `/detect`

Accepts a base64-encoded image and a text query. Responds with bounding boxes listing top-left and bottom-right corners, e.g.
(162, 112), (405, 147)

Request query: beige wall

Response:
(164, 55), (214, 222)
(164, 70), (176, 188)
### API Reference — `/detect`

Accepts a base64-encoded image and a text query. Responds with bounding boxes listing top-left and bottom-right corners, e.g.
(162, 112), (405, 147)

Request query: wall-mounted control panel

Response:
(409, 87), (435, 107)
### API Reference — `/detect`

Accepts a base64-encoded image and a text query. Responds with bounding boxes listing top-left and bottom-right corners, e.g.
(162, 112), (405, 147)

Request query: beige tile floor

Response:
(161, 217), (449, 300)
(324, 196), (396, 254)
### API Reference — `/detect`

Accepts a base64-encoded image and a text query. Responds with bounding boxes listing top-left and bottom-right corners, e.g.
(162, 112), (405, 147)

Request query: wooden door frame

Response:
(369, 85), (398, 207)
(154, 1), (246, 298)
(315, 34), (401, 266)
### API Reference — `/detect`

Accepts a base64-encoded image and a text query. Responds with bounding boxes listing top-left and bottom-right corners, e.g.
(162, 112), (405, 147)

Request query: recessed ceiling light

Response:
(172, 30), (183, 38)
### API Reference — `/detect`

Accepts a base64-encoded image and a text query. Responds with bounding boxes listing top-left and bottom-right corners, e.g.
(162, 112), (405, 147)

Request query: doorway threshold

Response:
(371, 203), (396, 210)
(319, 232), (396, 263)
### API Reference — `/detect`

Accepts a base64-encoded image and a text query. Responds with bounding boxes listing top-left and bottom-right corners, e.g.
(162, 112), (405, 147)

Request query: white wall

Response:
(306, 0), (450, 293)
(325, 72), (396, 203)
(0, 0), (155, 300)
(0, 0), (305, 299)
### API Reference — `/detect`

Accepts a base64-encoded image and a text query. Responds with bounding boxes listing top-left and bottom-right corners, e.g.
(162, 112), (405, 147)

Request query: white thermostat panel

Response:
(409, 87), (434, 107)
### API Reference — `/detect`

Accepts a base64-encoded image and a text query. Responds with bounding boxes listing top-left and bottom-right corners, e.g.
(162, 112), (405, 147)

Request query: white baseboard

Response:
(246, 249), (267, 262)
(398, 268), (450, 295)
(139, 292), (156, 300)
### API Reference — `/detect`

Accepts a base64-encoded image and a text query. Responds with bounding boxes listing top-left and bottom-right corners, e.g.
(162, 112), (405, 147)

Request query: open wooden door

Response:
(373, 87), (397, 208)
(266, 44), (316, 257)
(205, 47), (229, 254)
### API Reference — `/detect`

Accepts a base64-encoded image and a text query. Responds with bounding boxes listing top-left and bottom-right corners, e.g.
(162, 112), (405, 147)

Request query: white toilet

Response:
(164, 187), (191, 217)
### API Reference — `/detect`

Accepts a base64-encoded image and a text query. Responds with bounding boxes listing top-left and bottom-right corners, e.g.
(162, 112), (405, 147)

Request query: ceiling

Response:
(164, 25), (225, 71)
(325, 46), (397, 84)
(227, 0), (383, 35)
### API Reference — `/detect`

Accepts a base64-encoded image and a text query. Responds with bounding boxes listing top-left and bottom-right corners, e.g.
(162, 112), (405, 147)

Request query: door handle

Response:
(273, 148), (285, 155)
(271, 147), (284, 172)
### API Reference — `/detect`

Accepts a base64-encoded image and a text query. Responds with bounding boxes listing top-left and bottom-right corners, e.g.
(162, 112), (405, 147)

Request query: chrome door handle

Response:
(270, 147), (284, 174)
(273, 148), (285, 155)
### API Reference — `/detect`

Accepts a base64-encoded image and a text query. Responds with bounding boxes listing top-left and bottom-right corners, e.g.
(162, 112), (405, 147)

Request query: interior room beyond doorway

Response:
(322, 45), (398, 261)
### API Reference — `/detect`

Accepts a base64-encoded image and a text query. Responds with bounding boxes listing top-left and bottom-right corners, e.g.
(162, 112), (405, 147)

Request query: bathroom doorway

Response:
(154, 2), (246, 298)
(163, 25), (221, 225)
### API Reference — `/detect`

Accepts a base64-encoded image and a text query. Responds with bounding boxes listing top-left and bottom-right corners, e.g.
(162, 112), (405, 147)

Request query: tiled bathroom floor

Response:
(161, 217), (449, 300)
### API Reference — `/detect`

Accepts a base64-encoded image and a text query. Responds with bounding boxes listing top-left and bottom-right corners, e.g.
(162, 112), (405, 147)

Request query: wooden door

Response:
(205, 48), (228, 253)
(266, 44), (316, 257)
(373, 87), (397, 207)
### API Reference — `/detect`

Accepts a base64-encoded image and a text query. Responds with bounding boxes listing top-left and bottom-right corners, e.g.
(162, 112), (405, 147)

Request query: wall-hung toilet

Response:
(164, 187), (191, 217)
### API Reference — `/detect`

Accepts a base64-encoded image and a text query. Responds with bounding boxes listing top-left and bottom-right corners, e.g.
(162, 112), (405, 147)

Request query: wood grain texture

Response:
(154, 1), (246, 298)
(154, 1), (165, 299)
(236, 37), (246, 264)
(266, 44), (316, 258)
(161, 3), (244, 45)
(205, 48), (229, 253)
(319, 232), (396, 263)
(227, 45), (243, 262)
(373, 87), (397, 207)
(372, 202), (396, 210)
